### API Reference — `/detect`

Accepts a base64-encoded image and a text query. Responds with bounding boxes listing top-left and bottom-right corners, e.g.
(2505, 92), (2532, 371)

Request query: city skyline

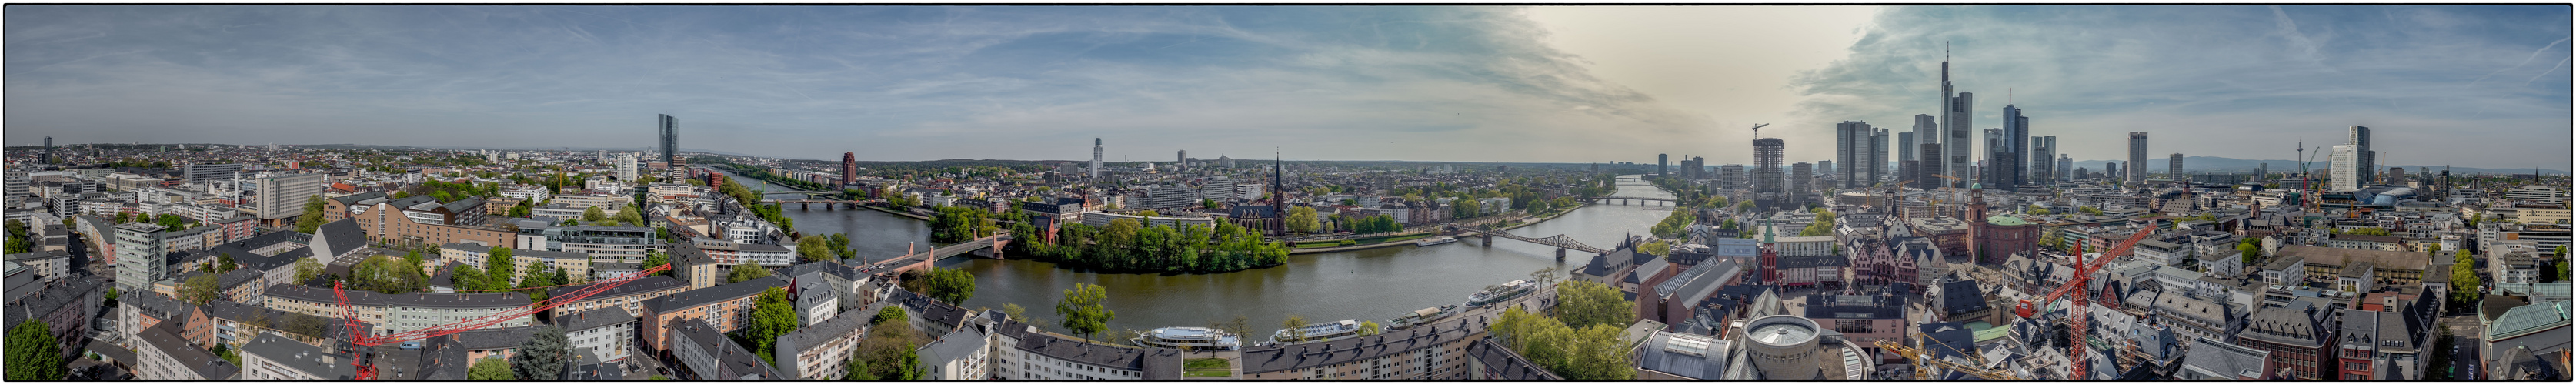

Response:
(5, 5), (2569, 169)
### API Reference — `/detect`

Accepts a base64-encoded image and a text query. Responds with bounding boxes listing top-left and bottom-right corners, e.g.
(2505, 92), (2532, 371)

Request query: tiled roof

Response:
(643, 276), (783, 313)
(1240, 316), (1481, 373)
(237, 331), (356, 380)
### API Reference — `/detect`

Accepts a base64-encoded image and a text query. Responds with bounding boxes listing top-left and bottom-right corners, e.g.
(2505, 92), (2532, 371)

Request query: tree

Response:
(727, 263), (772, 283)
(859, 308), (925, 380)
(352, 255), (427, 294)
(511, 326), (569, 380)
(873, 306), (909, 326)
(2451, 249), (2483, 306)
(615, 205), (645, 226)
(889, 343), (926, 380)
(1528, 266), (1563, 286)
(293, 194), (329, 233)
(1285, 206), (1321, 233)
(582, 206), (606, 222)
(217, 253), (239, 273)
(1638, 240), (1671, 256)
(1554, 280), (1633, 330)
(1056, 283), (1115, 343)
(1209, 315), (1251, 341)
(796, 235), (834, 263)
(639, 251), (669, 277)
(179, 274), (221, 305)
(922, 267), (976, 305)
(6, 320), (63, 380)
(747, 287), (800, 358)
(1002, 303), (1046, 326)
(843, 357), (879, 380)
(1358, 320), (1383, 336)
(2238, 242), (2262, 266)
(1280, 314), (1311, 343)
(486, 247), (517, 286)
(2, 220), (29, 254)
(467, 357), (513, 380)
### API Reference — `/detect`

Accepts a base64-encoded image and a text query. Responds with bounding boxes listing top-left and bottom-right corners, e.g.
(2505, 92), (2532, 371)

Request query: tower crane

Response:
(2010, 225), (2156, 380)
(335, 263), (673, 380)
(1748, 123), (1771, 139)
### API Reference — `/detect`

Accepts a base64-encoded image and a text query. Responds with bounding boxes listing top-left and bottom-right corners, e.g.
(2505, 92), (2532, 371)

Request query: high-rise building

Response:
(2127, 132), (2149, 183)
(1790, 162), (1813, 198)
(1872, 128), (1889, 186)
(1658, 154), (1670, 177)
(40, 136), (51, 164)
(2170, 153), (2185, 180)
(1177, 150), (1186, 166)
(1720, 165), (1746, 190)
(2106, 162), (2121, 182)
(1754, 139), (1785, 209)
(658, 114), (679, 167)
(1917, 143), (1944, 189)
(1939, 48), (1974, 188)
(2030, 136), (2056, 184)
(115, 223), (169, 292)
(1836, 121), (1874, 189)
(2057, 154), (2072, 182)
(1910, 114), (1935, 162)
(616, 153), (638, 181)
(1818, 161), (1834, 179)
(2329, 145), (2367, 191)
(841, 152), (857, 186)
(2256, 163), (2269, 182)
(2348, 126), (2375, 185)
(1897, 132), (1916, 176)
(1997, 103), (2027, 190)
(1090, 138), (1104, 178)
(253, 172), (325, 224)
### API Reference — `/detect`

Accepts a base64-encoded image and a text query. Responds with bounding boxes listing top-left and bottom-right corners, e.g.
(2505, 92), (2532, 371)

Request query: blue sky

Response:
(6, 5), (2568, 169)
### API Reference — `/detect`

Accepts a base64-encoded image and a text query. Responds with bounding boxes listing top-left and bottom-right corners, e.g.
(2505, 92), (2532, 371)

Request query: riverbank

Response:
(1286, 233), (1437, 254)
(863, 204), (933, 221)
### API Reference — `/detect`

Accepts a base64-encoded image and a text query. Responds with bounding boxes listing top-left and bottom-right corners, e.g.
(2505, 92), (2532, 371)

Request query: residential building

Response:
(774, 306), (870, 380)
(1240, 317), (1487, 380)
(237, 332), (356, 380)
(549, 276), (689, 320)
(562, 307), (640, 363)
(919, 327), (993, 380)
(252, 172), (325, 225)
(666, 317), (783, 380)
(135, 323), (240, 380)
(641, 276), (787, 352)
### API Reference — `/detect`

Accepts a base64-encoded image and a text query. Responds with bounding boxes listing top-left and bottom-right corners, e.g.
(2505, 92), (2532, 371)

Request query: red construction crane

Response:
(2012, 225), (2154, 380)
(335, 263), (672, 380)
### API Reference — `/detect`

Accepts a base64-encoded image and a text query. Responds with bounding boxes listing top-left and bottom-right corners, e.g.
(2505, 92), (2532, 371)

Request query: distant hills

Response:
(2064, 156), (2564, 176)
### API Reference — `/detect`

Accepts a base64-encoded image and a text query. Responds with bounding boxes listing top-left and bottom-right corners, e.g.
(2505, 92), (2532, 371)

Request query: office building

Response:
(2129, 132), (2150, 183)
(2031, 136), (2056, 185)
(2331, 145), (2367, 191)
(2107, 162), (2121, 182)
(1790, 162), (1813, 197)
(1939, 49), (1973, 188)
(182, 163), (246, 184)
(1090, 138), (1104, 178)
(1998, 102), (2027, 190)
(1660, 153), (1670, 177)
(252, 172), (325, 223)
(2171, 153), (2185, 180)
(1720, 165), (1747, 190)
(1873, 128), (1889, 185)
(1897, 131), (1916, 178)
(615, 153), (638, 181)
(2256, 163), (2269, 182)
(659, 114), (679, 166)
(1836, 121), (1872, 189)
(1818, 161), (1834, 180)
(2058, 155), (2074, 182)
(1916, 144), (1944, 189)
(1176, 150), (1186, 166)
(1909, 114), (1934, 162)
(1754, 139), (1785, 209)
(2349, 126), (2375, 185)
(40, 136), (50, 164)
(115, 223), (169, 292)
(1984, 128), (2006, 189)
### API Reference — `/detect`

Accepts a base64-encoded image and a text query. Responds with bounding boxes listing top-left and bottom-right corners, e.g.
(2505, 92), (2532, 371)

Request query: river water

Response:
(726, 170), (1673, 335)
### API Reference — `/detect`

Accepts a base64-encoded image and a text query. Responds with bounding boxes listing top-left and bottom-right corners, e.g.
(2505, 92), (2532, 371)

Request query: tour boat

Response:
(1388, 304), (1460, 330)
(1466, 280), (1537, 307)
(1267, 319), (1365, 345)
(1132, 326), (1242, 350)
(1414, 236), (1460, 247)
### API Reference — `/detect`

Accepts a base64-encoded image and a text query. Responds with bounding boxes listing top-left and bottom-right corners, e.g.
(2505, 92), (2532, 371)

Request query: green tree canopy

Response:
(6, 320), (64, 380)
(466, 357), (512, 380)
(485, 247), (517, 287)
(747, 287), (800, 359)
(179, 274), (221, 305)
(510, 326), (569, 380)
(1554, 280), (1633, 330)
(923, 267), (976, 305)
(1056, 283), (1116, 343)
(727, 263), (772, 283)
(297, 195), (329, 233)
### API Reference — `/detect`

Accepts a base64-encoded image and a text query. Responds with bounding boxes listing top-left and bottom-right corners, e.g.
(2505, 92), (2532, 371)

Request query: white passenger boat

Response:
(1267, 319), (1364, 345)
(1467, 280), (1537, 307)
(1132, 326), (1242, 350)
(1415, 236), (1460, 246)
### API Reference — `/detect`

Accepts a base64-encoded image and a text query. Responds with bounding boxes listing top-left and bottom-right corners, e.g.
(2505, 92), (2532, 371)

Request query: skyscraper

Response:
(2348, 126), (2375, 185)
(2057, 154), (2073, 182)
(1983, 128), (2004, 188)
(658, 114), (678, 166)
(2331, 145), (2365, 191)
(841, 152), (857, 186)
(2256, 163), (2269, 182)
(1177, 150), (1186, 166)
(1791, 162), (1813, 199)
(1659, 153), (1670, 177)
(2170, 153), (2185, 180)
(1940, 48), (1974, 188)
(1090, 138), (1104, 178)
(1836, 121), (1874, 189)
(2030, 136), (2056, 184)
(40, 136), (51, 164)
(1754, 138), (1785, 209)
(2106, 162), (2121, 182)
(1917, 143), (1944, 189)
(1897, 132), (1917, 176)
(2127, 132), (2149, 183)
(1999, 102), (2028, 190)
(1910, 114), (1935, 162)
(1872, 128), (1889, 186)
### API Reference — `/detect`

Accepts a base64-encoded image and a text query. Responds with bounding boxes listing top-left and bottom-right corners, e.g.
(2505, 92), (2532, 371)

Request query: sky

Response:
(6, 5), (2569, 169)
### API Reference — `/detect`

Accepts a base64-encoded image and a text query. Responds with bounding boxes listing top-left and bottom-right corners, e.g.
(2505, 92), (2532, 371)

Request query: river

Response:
(722, 170), (1673, 336)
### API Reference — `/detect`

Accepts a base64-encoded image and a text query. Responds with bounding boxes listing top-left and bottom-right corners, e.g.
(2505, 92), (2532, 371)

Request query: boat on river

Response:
(1132, 326), (1242, 350)
(1268, 319), (1364, 345)
(1388, 304), (1460, 330)
(1414, 236), (1460, 247)
(1466, 280), (1537, 307)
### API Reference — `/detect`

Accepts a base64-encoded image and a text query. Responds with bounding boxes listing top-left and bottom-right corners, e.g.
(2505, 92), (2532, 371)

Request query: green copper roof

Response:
(1987, 216), (2030, 226)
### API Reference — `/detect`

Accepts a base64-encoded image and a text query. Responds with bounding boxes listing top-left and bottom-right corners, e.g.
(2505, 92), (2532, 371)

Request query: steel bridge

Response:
(1442, 223), (1607, 260)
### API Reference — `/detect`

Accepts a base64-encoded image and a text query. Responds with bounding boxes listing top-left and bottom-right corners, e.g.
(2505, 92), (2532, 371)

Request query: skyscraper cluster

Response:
(1834, 121), (1886, 189)
(2329, 126), (2376, 191)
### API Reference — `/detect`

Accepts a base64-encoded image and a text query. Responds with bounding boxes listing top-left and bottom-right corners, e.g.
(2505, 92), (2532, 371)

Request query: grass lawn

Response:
(1183, 358), (1233, 377)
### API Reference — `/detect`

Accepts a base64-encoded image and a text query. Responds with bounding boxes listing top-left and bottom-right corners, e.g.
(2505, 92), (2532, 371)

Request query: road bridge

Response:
(859, 234), (1010, 275)
(1590, 196), (1677, 206)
